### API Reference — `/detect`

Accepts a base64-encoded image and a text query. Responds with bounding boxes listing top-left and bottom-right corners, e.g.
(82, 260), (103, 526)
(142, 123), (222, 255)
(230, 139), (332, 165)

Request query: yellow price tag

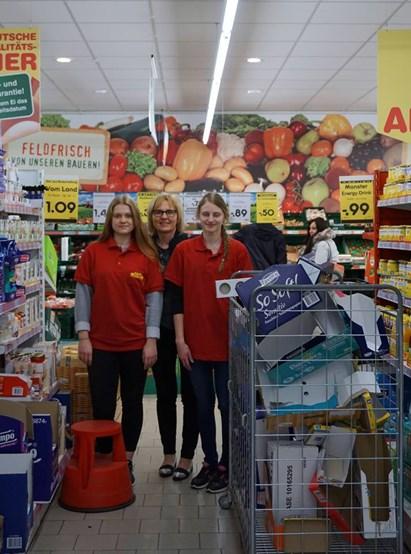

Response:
(137, 192), (158, 223)
(340, 176), (374, 222)
(44, 178), (79, 221)
(256, 192), (279, 223)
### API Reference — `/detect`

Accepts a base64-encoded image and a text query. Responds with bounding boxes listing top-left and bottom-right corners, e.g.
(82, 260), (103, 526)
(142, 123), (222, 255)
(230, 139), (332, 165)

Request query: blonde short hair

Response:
(147, 193), (184, 236)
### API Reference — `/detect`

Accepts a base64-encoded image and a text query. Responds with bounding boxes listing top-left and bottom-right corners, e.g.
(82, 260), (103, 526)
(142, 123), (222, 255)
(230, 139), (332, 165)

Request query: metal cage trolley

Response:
(220, 271), (404, 554)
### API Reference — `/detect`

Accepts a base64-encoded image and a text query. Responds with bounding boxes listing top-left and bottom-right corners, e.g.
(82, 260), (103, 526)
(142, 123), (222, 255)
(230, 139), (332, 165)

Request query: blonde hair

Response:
(99, 195), (157, 260)
(147, 193), (184, 236)
(196, 192), (230, 273)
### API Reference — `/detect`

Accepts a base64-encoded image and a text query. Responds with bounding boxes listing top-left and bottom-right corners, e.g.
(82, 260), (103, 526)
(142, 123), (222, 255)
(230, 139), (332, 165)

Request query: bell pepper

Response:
(263, 127), (294, 159)
(173, 139), (213, 180)
(318, 114), (352, 141)
(156, 139), (179, 166)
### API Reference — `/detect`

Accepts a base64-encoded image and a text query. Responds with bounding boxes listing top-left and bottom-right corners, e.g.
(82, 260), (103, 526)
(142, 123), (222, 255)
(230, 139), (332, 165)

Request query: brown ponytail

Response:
(219, 225), (230, 273)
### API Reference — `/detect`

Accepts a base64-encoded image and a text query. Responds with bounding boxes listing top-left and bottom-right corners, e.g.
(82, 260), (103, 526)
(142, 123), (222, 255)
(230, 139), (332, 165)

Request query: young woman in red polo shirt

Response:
(74, 195), (163, 484)
(165, 192), (253, 493)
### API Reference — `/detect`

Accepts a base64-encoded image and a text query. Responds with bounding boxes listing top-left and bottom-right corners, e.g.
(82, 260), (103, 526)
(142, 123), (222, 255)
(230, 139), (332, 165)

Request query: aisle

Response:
(30, 397), (242, 554)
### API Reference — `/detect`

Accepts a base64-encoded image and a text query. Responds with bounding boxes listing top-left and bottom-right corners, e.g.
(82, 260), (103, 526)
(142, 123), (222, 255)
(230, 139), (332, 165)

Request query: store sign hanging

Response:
(44, 177), (79, 221)
(0, 27), (41, 144)
(377, 29), (411, 144)
(339, 175), (374, 222)
(6, 127), (109, 184)
(256, 192), (279, 223)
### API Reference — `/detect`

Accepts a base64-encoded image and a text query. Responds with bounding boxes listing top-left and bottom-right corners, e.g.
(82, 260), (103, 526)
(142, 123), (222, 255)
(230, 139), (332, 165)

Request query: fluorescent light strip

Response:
(202, 0), (239, 144)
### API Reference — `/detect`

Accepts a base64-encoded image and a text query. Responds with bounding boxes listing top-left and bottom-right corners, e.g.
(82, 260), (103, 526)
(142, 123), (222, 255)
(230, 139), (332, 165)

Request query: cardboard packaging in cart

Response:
(0, 399), (33, 453)
(0, 453), (33, 554)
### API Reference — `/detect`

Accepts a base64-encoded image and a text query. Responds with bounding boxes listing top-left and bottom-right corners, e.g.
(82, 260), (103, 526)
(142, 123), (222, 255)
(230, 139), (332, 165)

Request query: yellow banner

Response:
(137, 192), (157, 222)
(377, 30), (411, 144)
(44, 178), (79, 221)
(339, 176), (374, 222)
(256, 192), (279, 223)
(0, 27), (41, 143)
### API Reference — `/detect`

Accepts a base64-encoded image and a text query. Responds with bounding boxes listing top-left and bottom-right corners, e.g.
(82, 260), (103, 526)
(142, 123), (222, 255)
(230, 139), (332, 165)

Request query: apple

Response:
(130, 135), (157, 156)
(352, 122), (377, 144)
(302, 178), (329, 206)
(244, 142), (265, 164)
(320, 197), (340, 213)
(265, 158), (290, 183)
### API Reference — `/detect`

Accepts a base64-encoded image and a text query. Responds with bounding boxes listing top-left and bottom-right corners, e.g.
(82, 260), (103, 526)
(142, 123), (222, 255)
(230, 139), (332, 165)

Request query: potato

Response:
(205, 168), (230, 182)
(155, 166), (178, 182)
(231, 167), (253, 186)
(144, 174), (165, 191)
(208, 155), (224, 169)
(1, 120), (40, 145)
(225, 178), (245, 193)
(224, 157), (247, 173)
(164, 179), (185, 192)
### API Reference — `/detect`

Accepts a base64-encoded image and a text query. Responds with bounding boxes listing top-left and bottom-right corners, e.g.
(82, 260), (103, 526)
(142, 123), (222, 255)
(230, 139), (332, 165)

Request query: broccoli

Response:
(126, 151), (157, 177)
(41, 114), (70, 128)
(304, 156), (331, 178)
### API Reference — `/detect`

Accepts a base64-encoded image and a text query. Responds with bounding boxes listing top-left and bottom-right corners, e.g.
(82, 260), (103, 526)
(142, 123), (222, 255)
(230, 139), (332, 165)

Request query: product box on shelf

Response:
(0, 453), (33, 554)
(0, 399), (33, 453)
(0, 374), (31, 397)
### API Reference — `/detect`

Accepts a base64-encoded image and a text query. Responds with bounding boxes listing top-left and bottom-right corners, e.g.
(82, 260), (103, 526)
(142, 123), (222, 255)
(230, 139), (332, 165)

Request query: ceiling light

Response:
(56, 57), (72, 63)
(202, 0), (239, 144)
(247, 57), (261, 63)
(95, 89), (107, 94)
(247, 89), (261, 94)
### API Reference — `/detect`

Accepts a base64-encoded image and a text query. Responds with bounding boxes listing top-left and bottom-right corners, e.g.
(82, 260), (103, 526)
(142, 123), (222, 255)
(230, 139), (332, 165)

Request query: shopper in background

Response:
(74, 195), (163, 484)
(147, 193), (198, 481)
(233, 222), (287, 268)
(165, 192), (253, 494)
(302, 216), (339, 265)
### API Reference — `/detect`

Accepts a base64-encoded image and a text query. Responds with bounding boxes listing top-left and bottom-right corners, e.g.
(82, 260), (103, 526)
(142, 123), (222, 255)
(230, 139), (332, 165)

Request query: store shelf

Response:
(0, 295), (26, 315)
(46, 230), (100, 236)
(381, 353), (411, 378)
(0, 324), (42, 354)
(377, 290), (411, 308)
(0, 202), (41, 216)
(378, 196), (411, 210)
(378, 241), (411, 251)
(283, 229), (366, 236)
(25, 281), (42, 295)
(16, 240), (42, 251)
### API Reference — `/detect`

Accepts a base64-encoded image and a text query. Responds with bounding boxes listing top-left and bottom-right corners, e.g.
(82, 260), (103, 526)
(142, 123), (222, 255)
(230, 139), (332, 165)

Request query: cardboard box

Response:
(0, 454), (33, 554)
(283, 518), (330, 553)
(267, 441), (318, 522)
(0, 399), (33, 453)
(320, 426), (356, 487)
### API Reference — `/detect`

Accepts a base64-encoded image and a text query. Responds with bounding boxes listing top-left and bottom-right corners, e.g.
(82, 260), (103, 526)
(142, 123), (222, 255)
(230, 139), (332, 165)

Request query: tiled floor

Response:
(29, 397), (243, 554)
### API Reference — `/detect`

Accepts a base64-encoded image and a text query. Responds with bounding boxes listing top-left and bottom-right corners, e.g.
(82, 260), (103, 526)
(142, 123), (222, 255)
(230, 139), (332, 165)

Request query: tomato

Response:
(301, 201), (313, 209)
(80, 184), (98, 192)
(122, 173), (144, 192)
(330, 156), (351, 172)
(311, 139), (332, 157)
(282, 197), (300, 213)
(244, 143), (265, 164)
(109, 154), (127, 178)
(100, 176), (124, 192)
(109, 138), (129, 156)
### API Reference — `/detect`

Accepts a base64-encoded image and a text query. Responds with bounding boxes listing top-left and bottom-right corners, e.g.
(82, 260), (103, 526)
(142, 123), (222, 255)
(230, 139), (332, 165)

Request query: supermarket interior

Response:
(1, 0), (411, 553)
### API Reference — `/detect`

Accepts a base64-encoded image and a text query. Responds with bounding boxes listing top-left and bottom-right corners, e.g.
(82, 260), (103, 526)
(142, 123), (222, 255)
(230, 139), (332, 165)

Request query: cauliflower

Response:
(217, 132), (245, 163)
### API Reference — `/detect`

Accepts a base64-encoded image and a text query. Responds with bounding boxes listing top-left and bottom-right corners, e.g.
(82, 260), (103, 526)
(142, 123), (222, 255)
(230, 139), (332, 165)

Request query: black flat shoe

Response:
(172, 466), (193, 481)
(159, 463), (175, 478)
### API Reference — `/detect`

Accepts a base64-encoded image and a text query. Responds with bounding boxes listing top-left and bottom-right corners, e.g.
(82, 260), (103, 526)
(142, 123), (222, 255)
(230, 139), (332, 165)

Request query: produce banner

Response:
(339, 175), (374, 222)
(40, 112), (403, 218)
(377, 30), (411, 144)
(7, 127), (109, 183)
(44, 177), (79, 221)
(0, 27), (41, 144)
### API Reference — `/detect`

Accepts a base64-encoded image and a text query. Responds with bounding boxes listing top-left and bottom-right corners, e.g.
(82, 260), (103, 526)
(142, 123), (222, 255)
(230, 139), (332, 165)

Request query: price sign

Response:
(339, 176), (374, 222)
(229, 193), (251, 223)
(183, 192), (204, 224)
(93, 193), (115, 224)
(256, 192), (279, 223)
(44, 177), (79, 221)
(137, 192), (157, 222)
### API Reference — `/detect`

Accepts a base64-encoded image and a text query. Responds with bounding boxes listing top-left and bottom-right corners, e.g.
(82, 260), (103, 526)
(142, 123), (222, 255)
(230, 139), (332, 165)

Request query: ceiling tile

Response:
(16, 22), (85, 41)
(89, 42), (156, 57)
(237, 1), (317, 23)
(112, 80), (151, 91)
(67, 0), (151, 23)
(151, 1), (223, 23)
(311, 2), (402, 24)
(277, 68), (337, 81)
(272, 79), (327, 90)
(42, 56), (97, 70)
(98, 57), (153, 70)
(388, 3), (411, 23)
(161, 57), (214, 70)
(349, 89), (376, 110)
(292, 41), (361, 57)
(229, 42), (295, 58)
(232, 23), (304, 42)
(226, 57), (286, 70)
(79, 23), (153, 42)
(158, 42), (218, 58)
(285, 57), (348, 70)
(300, 24), (379, 42)
(355, 42), (377, 57)
(45, 69), (108, 90)
(162, 68), (213, 81)
(155, 24), (219, 42)
(343, 56), (377, 71)
(332, 69), (376, 82)
(102, 69), (151, 81)
(0, 1), (71, 22)
(40, 41), (91, 57)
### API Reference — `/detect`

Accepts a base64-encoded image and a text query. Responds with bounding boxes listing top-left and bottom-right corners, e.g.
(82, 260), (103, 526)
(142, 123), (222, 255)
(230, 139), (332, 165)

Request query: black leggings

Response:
(152, 326), (198, 459)
(88, 348), (147, 453)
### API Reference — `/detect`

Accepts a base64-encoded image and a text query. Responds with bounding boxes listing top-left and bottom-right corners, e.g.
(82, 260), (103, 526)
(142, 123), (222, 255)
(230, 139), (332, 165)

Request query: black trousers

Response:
(88, 348), (147, 453)
(152, 326), (199, 459)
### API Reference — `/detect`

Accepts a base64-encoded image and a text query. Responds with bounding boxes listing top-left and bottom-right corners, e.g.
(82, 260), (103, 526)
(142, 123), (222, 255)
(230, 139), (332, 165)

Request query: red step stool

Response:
(59, 420), (135, 512)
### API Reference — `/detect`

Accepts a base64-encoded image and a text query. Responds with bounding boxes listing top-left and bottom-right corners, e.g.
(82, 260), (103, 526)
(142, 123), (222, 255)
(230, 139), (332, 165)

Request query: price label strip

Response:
(256, 192), (279, 223)
(93, 193), (115, 224)
(44, 178), (79, 221)
(137, 192), (158, 223)
(183, 192), (204, 224)
(229, 193), (251, 224)
(339, 176), (374, 222)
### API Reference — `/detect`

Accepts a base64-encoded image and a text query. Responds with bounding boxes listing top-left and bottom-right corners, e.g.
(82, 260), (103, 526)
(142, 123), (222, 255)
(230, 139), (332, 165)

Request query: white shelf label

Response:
(93, 193), (115, 224)
(229, 193), (251, 223)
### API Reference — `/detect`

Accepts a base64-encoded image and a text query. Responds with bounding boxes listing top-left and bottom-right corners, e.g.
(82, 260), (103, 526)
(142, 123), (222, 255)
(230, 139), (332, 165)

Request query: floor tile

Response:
(160, 506), (199, 520)
(140, 519), (179, 534)
(116, 533), (159, 550)
(74, 534), (117, 550)
(33, 535), (77, 551)
(200, 533), (242, 550)
(143, 493), (179, 506)
(38, 520), (63, 534)
(199, 506), (234, 519)
(45, 506), (85, 521)
(60, 520), (102, 534)
(180, 518), (219, 533)
(218, 517), (240, 533)
(180, 493), (217, 506)
(84, 509), (124, 520)
(122, 506), (161, 520)
(158, 533), (199, 550)
(100, 519), (140, 534)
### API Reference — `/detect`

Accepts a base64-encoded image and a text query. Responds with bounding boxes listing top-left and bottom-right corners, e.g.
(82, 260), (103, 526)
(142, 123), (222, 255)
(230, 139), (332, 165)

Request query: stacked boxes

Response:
(57, 345), (92, 423)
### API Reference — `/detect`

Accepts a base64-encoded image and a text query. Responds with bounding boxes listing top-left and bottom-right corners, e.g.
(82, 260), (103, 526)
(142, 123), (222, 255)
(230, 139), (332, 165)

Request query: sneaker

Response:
(127, 460), (135, 484)
(191, 465), (214, 490)
(206, 466), (228, 494)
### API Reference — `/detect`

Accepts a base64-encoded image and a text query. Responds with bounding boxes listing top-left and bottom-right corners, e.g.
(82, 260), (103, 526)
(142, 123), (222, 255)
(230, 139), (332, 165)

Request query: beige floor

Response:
(29, 396), (243, 554)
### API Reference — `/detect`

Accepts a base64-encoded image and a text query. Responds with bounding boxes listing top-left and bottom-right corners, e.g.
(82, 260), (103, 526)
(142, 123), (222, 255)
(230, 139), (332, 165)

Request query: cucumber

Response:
(110, 115), (162, 144)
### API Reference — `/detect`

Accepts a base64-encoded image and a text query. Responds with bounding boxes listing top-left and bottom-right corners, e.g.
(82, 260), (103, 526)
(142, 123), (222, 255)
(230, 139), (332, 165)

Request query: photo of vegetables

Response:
(59, 112), (402, 215)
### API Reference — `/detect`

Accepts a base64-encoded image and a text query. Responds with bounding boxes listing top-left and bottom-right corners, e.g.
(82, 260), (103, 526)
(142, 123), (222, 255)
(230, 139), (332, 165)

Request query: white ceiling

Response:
(1, 0), (410, 114)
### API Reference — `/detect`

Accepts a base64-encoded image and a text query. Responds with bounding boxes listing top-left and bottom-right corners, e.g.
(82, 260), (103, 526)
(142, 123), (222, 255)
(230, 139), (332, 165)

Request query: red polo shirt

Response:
(75, 237), (163, 351)
(165, 235), (253, 361)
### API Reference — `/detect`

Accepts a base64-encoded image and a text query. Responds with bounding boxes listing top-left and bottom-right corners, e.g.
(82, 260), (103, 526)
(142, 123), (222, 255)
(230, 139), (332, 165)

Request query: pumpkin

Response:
(173, 139), (213, 181)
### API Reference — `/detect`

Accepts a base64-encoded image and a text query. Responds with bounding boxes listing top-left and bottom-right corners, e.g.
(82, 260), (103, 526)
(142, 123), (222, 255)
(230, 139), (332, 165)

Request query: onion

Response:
(264, 182), (286, 204)
(333, 138), (354, 158)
